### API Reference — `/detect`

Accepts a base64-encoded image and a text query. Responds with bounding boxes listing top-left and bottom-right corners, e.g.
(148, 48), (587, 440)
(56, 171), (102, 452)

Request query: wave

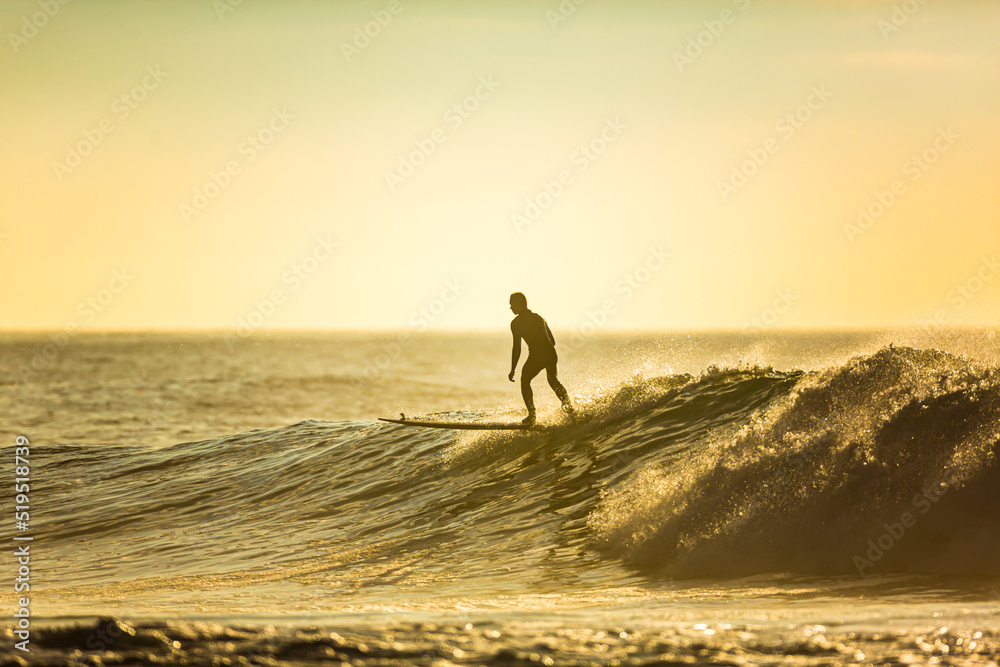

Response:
(19, 346), (1000, 597)
(590, 346), (1000, 578)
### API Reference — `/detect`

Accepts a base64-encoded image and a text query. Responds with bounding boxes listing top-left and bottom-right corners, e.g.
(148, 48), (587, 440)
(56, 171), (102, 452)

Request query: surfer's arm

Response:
(509, 324), (521, 381)
(544, 320), (556, 346)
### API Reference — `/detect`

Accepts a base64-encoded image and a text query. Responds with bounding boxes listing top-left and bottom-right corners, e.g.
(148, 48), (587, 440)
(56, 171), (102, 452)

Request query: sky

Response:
(1, 0), (998, 332)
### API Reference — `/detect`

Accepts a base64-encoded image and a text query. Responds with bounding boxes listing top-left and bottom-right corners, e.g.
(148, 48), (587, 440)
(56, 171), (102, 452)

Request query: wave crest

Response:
(589, 346), (1000, 577)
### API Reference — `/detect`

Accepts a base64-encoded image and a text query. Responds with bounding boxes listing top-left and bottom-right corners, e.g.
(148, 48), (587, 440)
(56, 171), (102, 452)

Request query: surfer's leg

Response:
(520, 357), (544, 417)
(544, 362), (571, 408)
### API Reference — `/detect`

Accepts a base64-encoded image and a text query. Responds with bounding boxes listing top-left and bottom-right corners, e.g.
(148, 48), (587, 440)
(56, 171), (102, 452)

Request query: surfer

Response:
(508, 292), (573, 425)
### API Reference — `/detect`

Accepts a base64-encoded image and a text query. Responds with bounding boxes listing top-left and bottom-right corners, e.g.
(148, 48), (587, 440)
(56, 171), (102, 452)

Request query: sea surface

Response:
(1, 329), (999, 666)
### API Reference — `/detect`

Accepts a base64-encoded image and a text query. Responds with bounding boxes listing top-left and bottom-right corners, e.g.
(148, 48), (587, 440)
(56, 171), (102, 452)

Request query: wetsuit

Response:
(511, 310), (571, 415)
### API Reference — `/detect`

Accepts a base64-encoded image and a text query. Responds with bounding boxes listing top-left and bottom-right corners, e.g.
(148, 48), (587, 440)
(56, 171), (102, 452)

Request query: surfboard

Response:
(378, 417), (541, 431)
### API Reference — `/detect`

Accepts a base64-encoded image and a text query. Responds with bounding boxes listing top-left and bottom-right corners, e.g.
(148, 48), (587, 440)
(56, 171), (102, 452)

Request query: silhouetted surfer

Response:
(508, 292), (573, 425)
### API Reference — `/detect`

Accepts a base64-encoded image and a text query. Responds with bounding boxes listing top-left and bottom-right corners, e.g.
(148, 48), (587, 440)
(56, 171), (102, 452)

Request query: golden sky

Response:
(1, 0), (998, 331)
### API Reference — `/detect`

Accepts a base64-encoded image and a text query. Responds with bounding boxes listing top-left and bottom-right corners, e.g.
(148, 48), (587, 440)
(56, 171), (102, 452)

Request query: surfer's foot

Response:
(561, 404), (576, 419)
(521, 414), (536, 426)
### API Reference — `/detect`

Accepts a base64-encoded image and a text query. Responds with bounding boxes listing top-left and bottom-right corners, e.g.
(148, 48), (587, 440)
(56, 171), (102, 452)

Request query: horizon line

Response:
(0, 324), (996, 336)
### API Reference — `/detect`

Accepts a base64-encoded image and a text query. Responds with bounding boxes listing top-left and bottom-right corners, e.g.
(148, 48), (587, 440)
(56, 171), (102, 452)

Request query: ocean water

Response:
(1, 330), (999, 665)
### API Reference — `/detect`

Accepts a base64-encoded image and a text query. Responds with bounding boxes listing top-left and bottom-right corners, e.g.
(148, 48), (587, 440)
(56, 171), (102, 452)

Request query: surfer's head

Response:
(509, 292), (528, 315)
